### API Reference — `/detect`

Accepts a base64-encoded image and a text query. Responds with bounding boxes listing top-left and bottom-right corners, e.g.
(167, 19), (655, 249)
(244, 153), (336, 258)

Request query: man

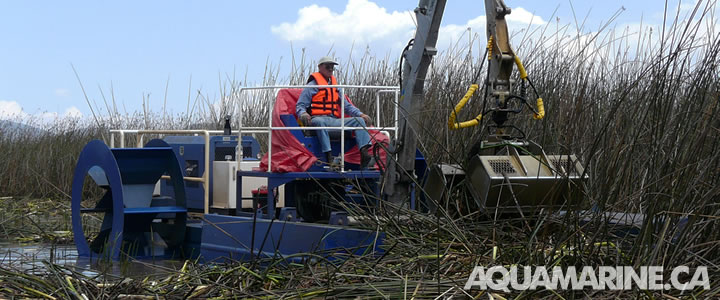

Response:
(296, 56), (373, 169)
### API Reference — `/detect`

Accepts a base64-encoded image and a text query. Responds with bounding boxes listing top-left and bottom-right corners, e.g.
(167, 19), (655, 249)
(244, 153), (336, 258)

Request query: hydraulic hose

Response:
(533, 97), (545, 120)
(514, 56), (545, 120)
(448, 84), (483, 129)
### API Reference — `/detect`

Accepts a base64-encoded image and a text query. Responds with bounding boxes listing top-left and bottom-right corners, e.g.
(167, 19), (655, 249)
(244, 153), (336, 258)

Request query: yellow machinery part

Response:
(487, 37), (493, 60)
(448, 84), (483, 129)
(514, 55), (528, 79)
(514, 54), (546, 119)
(451, 45), (542, 128)
(533, 97), (545, 120)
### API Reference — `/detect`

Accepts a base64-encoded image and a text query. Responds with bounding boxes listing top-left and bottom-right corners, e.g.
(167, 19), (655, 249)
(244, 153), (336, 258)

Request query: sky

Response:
(0, 0), (708, 123)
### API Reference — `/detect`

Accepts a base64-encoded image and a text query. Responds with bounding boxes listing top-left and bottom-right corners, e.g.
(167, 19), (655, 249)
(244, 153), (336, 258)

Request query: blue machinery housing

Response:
(71, 134), (391, 261)
(71, 131), (645, 262)
(71, 140), (188, 259)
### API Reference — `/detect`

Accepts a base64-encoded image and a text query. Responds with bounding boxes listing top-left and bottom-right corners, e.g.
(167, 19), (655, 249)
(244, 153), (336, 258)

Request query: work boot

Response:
(325, 151), (340, 171)
(360, 145), (372, 169)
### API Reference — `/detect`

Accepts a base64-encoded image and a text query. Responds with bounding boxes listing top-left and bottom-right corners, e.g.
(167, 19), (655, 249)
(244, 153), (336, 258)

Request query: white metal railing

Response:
(106, 84), (400, 214)
(234, 85), (400, 171)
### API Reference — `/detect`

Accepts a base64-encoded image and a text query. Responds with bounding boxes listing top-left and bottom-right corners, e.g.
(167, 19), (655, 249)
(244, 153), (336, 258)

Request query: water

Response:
(0, 242), (184, 279)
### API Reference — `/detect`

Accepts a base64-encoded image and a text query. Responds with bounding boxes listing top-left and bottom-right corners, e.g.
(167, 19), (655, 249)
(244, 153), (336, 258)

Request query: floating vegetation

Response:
(0, 197), (75, 244)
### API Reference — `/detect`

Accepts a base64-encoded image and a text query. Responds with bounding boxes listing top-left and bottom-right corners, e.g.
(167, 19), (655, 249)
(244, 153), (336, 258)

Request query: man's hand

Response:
(360, 114), (372, 126)
(299, 112), (312, 126)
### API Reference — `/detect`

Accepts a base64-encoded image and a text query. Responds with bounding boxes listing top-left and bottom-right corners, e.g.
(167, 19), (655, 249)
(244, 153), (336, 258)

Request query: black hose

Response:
(398, 39), (414, 91)
(527, 77), (541, 99)
(480, 57), (492, 122)
(505, 95), (535, 114)
(472, 47), (489, 84)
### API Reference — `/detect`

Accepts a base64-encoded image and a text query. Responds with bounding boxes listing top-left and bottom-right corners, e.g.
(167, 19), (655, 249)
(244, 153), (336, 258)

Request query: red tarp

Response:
(259, 89), (388, 172)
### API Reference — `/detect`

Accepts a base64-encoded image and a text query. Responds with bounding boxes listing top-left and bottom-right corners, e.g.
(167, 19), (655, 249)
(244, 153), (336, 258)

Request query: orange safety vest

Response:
(308, 72), (341, 118)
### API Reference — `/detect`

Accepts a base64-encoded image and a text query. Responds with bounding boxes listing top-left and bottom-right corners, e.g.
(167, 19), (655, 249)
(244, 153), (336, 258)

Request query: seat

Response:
(279, 114), (358, 162)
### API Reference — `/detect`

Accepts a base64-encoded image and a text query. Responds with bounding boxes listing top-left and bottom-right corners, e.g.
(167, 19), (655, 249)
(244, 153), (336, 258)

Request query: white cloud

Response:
(0, 100), (83, 125)
(63, 106), (83, 118)
(436, 7), (546, 54)
(0, 100), (25, 120)
(271, 1), (547, 54)
(271, 0), (414, 45)
(35, 107), (84, 122)
(507, 7), (547, 25)
(438, 15), (486, 50)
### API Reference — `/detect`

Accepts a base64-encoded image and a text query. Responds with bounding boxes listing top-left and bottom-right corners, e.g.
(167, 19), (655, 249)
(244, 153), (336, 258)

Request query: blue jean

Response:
(310, 116), (371, 153)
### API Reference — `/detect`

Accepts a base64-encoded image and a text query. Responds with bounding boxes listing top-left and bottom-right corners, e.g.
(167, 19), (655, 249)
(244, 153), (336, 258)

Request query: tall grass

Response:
(0, 1), (719, 297)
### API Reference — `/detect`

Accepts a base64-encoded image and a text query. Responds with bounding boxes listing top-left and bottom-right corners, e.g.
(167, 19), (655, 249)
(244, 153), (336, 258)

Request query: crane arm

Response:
(449, 0), (545, 131)
(383, 0), (446, 202)
(384, 0), (544, 203)
(485, 0), (515, 102)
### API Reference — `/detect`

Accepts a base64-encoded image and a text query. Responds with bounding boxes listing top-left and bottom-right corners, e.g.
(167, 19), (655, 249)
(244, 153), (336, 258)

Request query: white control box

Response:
(212, 161), (284, 209)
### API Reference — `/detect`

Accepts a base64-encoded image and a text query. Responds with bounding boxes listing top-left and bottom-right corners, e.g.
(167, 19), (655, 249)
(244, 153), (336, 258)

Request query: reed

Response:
(1, 1), (719, 297)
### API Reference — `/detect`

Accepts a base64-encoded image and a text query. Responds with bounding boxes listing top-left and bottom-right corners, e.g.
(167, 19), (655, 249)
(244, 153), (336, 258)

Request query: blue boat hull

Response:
(199, 214), (385, 262)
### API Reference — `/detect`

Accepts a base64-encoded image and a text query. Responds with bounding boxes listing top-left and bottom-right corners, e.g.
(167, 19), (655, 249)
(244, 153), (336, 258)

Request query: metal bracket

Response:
(279, 207), (299, 222)
(329, 211), (349, 226)
(424, 46), (438, 56)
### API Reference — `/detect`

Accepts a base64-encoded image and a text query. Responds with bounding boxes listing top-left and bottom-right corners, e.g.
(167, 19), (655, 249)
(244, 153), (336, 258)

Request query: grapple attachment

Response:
(466, 153), (587, 212)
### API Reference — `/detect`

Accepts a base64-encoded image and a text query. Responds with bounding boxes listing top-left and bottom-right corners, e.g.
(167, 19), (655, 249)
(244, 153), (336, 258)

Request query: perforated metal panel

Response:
(551, 157), (578, 176)
(488, 159), (517, 175)
(466, 153), (588, 213)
